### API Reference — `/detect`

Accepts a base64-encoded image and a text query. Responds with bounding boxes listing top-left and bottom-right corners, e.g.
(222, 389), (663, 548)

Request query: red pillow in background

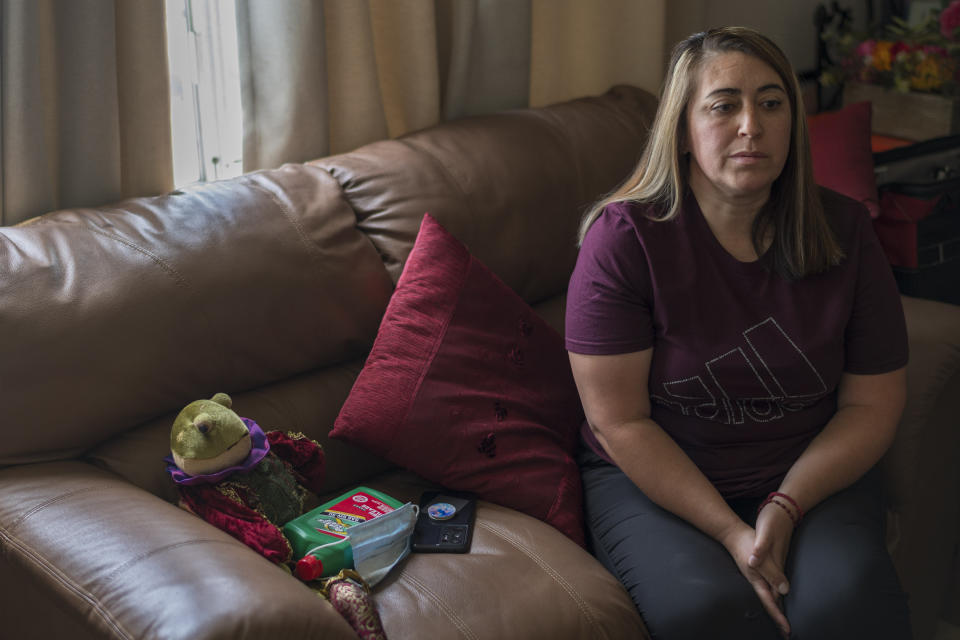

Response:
(871, 190), (940, 268)
(868, 135), (936, 268)
(807, 101), (881, 218)
(330, 214), (586, 547)
(872, 216), (920, 268)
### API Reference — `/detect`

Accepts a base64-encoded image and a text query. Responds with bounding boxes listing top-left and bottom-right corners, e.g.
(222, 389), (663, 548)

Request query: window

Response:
(165, 0), (243, 187)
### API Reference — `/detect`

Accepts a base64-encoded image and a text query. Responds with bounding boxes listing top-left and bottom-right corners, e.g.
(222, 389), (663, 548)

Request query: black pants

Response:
(579, 448), (911, 640)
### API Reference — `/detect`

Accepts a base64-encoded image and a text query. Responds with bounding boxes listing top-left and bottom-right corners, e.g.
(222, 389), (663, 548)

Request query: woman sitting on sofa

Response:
(565, 26), (910, 639)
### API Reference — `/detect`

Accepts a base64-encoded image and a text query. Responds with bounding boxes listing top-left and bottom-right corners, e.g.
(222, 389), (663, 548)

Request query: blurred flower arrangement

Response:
(821, 0), (960, 96)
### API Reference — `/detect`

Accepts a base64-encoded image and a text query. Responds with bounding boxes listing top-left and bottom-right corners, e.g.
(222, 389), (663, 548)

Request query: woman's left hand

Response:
(750, 501), (795, 597)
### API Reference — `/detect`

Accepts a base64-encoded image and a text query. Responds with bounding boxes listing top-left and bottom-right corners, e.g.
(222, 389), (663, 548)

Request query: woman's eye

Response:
(761, 99), (783, 109)
(711, 103), (734, 113)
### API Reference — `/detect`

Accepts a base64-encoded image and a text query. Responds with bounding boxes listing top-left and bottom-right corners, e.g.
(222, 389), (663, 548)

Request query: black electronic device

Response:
(411, 490), (476, 554)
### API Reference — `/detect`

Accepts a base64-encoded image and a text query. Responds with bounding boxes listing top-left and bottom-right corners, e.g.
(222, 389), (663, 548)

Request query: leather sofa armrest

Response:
(0, 461), (358, 640)
(881, 296), (960, 640)
(883, 296), (960, 506)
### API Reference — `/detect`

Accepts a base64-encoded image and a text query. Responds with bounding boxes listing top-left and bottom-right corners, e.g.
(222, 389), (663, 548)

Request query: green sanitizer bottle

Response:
(283, 486), (404, 581)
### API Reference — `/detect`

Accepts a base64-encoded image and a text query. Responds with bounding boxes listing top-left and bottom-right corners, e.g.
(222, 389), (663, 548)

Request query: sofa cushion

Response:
(330, 214), (586, 546)
(362, 469), (648, 639)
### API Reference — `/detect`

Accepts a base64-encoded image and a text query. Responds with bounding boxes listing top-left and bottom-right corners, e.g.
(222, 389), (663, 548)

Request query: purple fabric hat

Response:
(165, 418), (270, 486)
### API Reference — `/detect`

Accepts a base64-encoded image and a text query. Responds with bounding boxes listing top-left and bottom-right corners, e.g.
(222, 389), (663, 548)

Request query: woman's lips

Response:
(730, 151), (768, 163)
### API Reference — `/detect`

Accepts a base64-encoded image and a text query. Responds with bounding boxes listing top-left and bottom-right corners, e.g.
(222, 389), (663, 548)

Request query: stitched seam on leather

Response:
(8, 487), (100, 532)
(917, 347), (960, 417)
(527, 110), (586, 206)
(398, 570), (477, 640)
(246, 182), (323, 262)
(0, 525), (133, 639)
(399, 139), (475, 211)
(476, 520), (606, 639)
(85, 226), (190, 289)
(97, 538), (239, 586)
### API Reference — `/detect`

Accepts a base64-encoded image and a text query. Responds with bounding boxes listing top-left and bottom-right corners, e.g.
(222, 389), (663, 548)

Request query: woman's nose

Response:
(739, 107), (763, 137)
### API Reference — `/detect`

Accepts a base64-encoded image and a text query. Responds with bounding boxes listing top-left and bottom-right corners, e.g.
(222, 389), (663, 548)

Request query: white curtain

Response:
(1, 0), (666, 223)
(236, 0), (666, 173)
(530, 0), (667, 107)
(0, 0), (172, 226)
(437, 0), (532, 121)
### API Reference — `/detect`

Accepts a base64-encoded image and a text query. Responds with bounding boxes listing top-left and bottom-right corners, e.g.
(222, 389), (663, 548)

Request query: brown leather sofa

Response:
(1, 85), (958, 640)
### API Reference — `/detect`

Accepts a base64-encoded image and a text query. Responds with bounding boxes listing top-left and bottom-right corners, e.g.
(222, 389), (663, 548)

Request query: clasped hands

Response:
(721, 500), (797, 638)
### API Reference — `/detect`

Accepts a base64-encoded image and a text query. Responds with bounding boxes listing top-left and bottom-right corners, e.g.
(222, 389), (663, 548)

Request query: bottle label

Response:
(309, 491), (397, 539)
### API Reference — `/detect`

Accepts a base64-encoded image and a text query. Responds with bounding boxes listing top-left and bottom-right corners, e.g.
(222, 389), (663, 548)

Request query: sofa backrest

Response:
(0, 167), (395, 465)
(0, 85), (658, 494)
(312, 85), (658, 305)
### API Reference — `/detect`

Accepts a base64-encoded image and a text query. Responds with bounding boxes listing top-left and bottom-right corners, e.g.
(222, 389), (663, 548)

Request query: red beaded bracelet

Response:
(761, 497), (798, 527)
(769, 491), (804, 522)
(757, 491), (804, 528)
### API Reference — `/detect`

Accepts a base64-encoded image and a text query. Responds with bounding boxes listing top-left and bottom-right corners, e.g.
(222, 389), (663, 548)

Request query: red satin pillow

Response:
(331, 214), (585, 546)
(807, 101), (880, 218)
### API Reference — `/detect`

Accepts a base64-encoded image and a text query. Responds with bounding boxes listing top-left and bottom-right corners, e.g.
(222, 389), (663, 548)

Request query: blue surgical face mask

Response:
(348, 502), (418, 587)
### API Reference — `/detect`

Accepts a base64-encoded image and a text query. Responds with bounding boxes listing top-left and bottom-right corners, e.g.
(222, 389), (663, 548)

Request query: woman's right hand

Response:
(720, 522), (791, 638)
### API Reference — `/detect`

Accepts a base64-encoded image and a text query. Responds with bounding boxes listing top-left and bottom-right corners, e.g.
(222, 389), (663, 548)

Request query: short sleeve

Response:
(565, 204), (654, 355)
(844, 211), (909, 374)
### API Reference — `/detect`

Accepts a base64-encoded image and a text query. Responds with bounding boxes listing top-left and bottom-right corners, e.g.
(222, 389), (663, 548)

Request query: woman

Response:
(565, 27), (910, 639)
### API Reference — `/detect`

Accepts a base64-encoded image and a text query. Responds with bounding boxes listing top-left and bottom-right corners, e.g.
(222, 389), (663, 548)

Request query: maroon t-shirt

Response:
(565, 188), (908, 498)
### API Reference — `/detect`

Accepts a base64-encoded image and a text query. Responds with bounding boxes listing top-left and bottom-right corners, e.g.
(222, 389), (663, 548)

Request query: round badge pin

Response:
(427, 502), (457, 521)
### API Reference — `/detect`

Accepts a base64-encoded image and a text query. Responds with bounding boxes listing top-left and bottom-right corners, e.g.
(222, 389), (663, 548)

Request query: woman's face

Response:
(685, 51), (792, 207)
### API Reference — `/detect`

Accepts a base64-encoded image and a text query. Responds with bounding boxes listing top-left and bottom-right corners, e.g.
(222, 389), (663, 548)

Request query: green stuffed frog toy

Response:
(165, 393), (326, 565)
(170, 392), (252, 475)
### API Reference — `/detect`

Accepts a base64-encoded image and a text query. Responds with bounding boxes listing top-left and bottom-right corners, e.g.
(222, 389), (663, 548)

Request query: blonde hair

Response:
(578, 26), (843, 280)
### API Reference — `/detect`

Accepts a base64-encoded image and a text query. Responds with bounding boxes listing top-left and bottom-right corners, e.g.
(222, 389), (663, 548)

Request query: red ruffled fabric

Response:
(267, 431), (326, 494)
(179, 482), (293, 564)
(175, 430), (325, 565)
